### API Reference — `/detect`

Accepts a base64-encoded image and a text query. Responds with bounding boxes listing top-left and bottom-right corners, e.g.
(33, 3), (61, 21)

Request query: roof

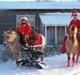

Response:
(40, 13), (80, 26)
(0, 2), (80, 9)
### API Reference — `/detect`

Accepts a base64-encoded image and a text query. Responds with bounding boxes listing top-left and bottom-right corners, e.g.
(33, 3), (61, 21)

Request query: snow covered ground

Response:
(0, 54), (80, 75)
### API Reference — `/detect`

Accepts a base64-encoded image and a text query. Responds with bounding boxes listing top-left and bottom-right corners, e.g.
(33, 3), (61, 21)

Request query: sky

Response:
(0, 0), (78, 2)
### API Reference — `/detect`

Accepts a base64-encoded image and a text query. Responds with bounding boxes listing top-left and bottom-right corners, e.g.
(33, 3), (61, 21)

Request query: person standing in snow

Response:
(60, 9), (80, 57)
(16, 16), (32, 47)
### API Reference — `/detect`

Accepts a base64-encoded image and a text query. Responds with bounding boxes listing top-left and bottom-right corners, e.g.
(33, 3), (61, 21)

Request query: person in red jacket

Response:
(60, 9), (80, 64)
(32, 33), (42, 45)
(28, 28), (42, 46)
(60, 10), (80, 53)
(68, 10), (80, 34)
(16, 16), (32, 47)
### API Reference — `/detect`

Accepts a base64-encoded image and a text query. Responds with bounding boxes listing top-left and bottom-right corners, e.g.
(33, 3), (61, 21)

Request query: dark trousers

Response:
(18, 33), (25, 47)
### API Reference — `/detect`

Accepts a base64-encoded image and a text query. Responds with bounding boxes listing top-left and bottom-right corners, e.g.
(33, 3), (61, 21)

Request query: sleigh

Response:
(20, 34), (45, 69)
(3, 31), (45, 69)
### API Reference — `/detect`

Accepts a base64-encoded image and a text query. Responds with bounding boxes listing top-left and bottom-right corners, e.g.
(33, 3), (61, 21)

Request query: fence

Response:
(0, 44), (61, 62)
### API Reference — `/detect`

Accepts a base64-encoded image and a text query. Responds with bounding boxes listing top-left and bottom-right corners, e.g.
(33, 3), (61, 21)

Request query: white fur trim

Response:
(21, 17), (28, 21)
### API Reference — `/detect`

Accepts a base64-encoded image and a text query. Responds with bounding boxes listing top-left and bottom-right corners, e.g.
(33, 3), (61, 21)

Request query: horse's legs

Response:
(67, 54), (70, 67)
(72, 54), (78, 66)
(75, 54), (78, 64)
(72, 55), (75, 67)
(14, 51), (22, 66)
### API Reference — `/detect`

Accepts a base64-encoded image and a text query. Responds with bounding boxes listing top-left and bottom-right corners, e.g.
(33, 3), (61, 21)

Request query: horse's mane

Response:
(68, 25), (78, 45)
(4, 30), (20, 45)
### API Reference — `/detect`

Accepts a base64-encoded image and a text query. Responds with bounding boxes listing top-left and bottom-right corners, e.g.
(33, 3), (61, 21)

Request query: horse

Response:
(3, 31), (22, 66)
(65, 25), (79, 67)
(3, 30), (46, 66)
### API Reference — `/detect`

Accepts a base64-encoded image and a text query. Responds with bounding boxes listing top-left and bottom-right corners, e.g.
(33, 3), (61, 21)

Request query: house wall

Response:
(0, 9), (72, 44)
(0, 10), (16, 43)
(0, 10), (40, 44)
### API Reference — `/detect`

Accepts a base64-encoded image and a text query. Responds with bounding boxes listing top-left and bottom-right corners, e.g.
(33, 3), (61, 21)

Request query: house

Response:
(0, 2), (80, 45)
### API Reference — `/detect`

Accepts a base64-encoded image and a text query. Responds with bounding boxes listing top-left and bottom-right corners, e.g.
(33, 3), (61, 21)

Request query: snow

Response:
(0, 54), (80, 75)
(40, 13), (80, 25)
(0, 2), (80, 9)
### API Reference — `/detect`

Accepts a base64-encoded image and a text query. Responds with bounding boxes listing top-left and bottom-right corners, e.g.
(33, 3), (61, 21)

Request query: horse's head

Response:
(3, 30), (18, 45)
(69, 25), (78, 38)
(69, 25), (78, 44)
(70, 25), (78, 34)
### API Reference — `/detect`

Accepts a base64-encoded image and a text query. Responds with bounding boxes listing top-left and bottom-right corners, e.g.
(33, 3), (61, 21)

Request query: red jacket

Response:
(67, 19), (80, 33)
(33, 34), (42, 45)
(16, 23), (32, 36)
(28, 33), (42, 45)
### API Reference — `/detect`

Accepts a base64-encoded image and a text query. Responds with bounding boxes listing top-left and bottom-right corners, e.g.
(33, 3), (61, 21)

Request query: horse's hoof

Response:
(75, 63), (78, 66)
(67, 65), (70, 67)
(16, 62), (20, 66)
(16, 60), (23, 66)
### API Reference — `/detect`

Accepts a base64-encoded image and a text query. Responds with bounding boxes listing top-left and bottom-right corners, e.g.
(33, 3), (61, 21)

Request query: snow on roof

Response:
(0, 2), (80, 9)
(40, 13), (80, 26)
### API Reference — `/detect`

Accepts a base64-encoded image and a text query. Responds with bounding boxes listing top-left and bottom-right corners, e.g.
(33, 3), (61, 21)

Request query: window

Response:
(47, 26), (55, 45)
(57, 26), (65, 45)
(16, 15), (35, 27)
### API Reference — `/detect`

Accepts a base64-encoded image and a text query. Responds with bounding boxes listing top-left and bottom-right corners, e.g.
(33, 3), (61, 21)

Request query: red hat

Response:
(72, 9), (79, 16)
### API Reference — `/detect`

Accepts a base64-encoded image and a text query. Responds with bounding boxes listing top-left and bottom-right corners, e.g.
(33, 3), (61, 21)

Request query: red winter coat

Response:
(28, 34), (42, 45)
(67, 19), (80, 33)
(33, 34), (42, 45)
(16, 23), (32, 36)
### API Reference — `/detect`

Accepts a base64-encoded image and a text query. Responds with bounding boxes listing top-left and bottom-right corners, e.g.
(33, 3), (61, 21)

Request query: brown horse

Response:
(65, 25), (79, 67)
(3, 31), (46, 65)
(3, 31), (22, 66)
